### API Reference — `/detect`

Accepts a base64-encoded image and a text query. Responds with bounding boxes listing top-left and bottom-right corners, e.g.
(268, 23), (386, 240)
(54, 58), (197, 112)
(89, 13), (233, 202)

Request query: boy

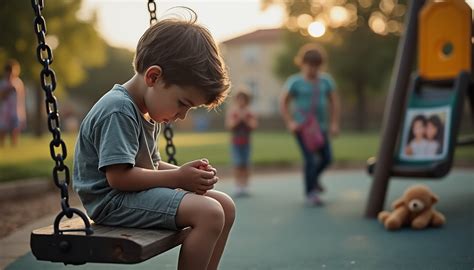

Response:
(73, 18), (234, 270)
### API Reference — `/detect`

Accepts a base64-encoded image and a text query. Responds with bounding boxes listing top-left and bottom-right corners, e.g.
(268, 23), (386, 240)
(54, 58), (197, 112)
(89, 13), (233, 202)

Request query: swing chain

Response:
(31, 0), (91, 234)
(164, 125), (177, 165)
(147, 0), (178, 165)
(147, 0), (158, 25)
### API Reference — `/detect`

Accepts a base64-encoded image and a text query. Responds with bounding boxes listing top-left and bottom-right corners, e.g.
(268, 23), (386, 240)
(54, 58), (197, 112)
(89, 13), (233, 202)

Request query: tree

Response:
(263, 0), (407, 130)
(0, 0), (106, 135)
(69, 46), (135, 110)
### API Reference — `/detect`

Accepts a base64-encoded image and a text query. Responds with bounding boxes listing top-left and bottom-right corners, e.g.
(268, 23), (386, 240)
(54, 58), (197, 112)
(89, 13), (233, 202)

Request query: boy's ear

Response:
(144, 65), (163, 87)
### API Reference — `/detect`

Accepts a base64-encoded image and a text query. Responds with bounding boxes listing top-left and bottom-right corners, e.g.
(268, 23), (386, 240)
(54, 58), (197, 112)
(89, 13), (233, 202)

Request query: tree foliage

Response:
(69, 46), (135, 109)
(0, 0), (106, 94)
(263, 0), (408, 129)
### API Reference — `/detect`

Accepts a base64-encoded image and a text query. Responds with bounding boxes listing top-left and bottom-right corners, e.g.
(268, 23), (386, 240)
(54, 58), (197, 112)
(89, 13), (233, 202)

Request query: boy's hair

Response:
(234, 86), (252, 105)
(294, 43), (326, 67)
(134, 17), (230, 109)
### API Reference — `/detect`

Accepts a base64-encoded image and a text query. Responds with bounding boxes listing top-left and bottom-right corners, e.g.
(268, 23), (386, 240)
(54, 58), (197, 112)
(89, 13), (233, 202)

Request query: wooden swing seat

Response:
(31, 217), (190, 265)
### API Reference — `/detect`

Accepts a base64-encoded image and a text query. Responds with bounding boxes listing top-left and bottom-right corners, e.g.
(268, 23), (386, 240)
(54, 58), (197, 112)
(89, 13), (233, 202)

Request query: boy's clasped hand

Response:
(178, 159), (218, 195)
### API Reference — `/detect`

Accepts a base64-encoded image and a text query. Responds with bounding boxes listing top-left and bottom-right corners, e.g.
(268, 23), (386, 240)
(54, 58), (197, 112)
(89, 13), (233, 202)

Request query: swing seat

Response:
(31, 218), (190, 265)
(367, 156), (452, 178)
(367, 72), (470, 179)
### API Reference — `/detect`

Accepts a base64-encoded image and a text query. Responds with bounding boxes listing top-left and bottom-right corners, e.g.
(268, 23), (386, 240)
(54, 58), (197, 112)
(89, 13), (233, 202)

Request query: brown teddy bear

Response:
(378, 184), (446, 230)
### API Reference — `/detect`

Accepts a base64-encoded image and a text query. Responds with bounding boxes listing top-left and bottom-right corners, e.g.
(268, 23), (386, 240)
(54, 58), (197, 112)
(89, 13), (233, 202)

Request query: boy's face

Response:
(144, 81), (207, 123)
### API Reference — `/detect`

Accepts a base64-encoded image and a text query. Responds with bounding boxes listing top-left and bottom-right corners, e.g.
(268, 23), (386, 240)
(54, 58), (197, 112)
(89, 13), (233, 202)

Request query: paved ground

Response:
(2, 169), (474, 270)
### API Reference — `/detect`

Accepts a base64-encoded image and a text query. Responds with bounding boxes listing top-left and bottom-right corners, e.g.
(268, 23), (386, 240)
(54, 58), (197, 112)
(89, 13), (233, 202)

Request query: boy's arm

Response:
(105, 159), (217, 193)
(157, 160), (179, 170)
(328, 91), (341, 137)
(106, 164), (181, 191)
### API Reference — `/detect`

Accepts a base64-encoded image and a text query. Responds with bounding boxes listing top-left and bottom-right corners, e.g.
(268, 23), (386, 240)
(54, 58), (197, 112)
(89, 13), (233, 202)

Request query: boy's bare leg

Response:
(204, 190), (235, 270)
(175, 193), (226, 270)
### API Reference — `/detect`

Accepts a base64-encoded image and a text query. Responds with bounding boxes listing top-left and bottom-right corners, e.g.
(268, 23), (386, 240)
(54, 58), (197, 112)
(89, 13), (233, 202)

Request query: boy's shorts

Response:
(93, 188), (189, 230)
(231, 143), (250, 167)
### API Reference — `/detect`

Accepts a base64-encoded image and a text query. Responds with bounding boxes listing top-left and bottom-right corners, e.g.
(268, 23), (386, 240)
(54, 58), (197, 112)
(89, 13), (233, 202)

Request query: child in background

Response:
(225, 87), (258, 198)
(73, 16), (234, 270)
(0, 59), (26, 147)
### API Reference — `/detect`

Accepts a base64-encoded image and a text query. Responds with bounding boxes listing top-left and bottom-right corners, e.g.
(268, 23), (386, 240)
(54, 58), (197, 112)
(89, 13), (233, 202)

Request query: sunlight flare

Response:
(308, 21), (326, 38)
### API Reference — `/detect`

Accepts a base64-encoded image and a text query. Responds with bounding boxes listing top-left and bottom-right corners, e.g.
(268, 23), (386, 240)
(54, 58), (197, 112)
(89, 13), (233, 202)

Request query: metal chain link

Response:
(147, 0), (158, 25)
(31, 0), (92, 235)
(147, 0), (178, 165)
(163, 125), (177, 165)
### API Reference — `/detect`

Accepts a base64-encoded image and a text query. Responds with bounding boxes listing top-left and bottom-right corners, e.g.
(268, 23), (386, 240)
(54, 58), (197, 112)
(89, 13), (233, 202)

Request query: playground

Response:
(0, 0), (473, 269)
(2, 169), (474, 269)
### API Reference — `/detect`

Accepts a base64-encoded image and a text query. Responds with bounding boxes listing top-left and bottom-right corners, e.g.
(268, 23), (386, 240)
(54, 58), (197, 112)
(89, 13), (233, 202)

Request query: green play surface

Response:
(7, 170), (474, 269)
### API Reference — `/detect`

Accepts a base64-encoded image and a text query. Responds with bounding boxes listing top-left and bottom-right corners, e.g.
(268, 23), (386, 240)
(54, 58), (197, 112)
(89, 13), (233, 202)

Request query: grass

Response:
(0, 131), (473, 182)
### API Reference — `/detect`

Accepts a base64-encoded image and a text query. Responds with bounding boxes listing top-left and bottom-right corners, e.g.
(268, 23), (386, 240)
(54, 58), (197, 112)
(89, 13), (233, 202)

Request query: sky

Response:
(79, 0), (285, 50)
(79, 0), (474, 50)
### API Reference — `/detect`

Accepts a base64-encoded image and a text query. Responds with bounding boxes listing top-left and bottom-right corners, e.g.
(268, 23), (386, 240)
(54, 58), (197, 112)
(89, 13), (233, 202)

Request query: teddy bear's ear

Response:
(431, 193), (439, 204)
(391, 198), (405, 209)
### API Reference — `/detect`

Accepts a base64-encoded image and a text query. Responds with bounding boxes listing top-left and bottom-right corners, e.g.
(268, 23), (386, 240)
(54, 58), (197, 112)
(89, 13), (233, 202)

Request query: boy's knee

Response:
(199, 199), (225, 235)
(219, 193), (236, 226)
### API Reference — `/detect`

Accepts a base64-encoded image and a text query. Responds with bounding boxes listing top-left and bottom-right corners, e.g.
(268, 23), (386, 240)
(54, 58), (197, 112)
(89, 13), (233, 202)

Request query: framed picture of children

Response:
(399, 106), (451, 161)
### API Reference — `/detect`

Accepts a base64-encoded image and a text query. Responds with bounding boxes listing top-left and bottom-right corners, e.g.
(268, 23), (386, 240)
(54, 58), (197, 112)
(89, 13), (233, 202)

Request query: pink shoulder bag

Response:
(299, 82), (325, 152)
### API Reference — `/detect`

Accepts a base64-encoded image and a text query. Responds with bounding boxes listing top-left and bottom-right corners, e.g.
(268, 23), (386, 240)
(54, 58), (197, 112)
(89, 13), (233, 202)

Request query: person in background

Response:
(280, 44), (341, 206)
(0, 59), (26, 147)
(225, 87), (258, 198)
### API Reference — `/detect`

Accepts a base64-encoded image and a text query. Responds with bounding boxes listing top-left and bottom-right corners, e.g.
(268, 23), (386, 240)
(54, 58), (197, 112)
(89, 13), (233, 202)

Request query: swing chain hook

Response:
(31, 0), (92, 235)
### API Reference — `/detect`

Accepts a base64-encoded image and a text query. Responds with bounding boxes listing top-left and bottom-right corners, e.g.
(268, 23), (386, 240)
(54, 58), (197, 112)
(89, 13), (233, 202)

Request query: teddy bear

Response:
(378, 184), (446, 230)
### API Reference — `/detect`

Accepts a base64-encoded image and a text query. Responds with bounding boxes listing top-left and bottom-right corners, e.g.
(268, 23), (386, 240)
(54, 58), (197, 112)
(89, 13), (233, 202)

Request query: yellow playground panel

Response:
(419, 0), (472, 80)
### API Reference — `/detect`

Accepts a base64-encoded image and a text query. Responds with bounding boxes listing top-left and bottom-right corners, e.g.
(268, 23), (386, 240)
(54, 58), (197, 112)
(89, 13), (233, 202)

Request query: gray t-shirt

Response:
(73, 84), (161, 220)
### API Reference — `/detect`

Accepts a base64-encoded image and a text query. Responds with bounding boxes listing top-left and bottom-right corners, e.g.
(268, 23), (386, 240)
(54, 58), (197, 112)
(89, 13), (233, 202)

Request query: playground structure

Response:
(23, 0), (474, 266)
(365, 0), (473, 217)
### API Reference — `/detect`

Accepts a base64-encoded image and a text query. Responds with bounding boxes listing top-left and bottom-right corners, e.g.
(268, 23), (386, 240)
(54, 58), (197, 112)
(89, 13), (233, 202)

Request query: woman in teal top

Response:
(280, 44), (341, 206)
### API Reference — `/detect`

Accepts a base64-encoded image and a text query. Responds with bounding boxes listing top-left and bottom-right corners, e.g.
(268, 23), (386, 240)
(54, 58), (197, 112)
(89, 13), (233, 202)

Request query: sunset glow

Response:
(308, 21), (326, 38)
(80, 0), (285, 49)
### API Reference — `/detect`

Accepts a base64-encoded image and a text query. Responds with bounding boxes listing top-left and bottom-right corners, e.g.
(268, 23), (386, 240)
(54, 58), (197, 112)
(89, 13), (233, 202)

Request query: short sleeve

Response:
(284, 75), (299, 96)
(323, 74), (336, 93)
(93, 112), (140, 171)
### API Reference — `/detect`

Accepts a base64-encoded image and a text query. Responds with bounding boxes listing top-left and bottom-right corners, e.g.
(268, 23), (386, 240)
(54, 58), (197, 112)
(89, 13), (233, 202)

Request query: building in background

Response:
(221, 29), (284, 118)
